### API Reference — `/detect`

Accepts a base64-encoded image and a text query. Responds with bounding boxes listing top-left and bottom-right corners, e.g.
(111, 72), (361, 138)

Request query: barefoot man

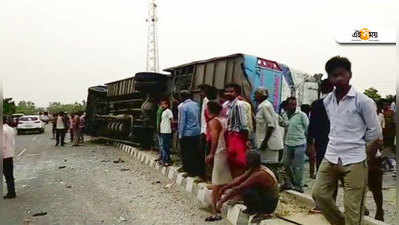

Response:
(204, 101), (232, 222)
(216, 151), (279, 224)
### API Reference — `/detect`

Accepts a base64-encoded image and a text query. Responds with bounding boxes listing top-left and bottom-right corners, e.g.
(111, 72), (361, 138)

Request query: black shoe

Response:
(3, 193), (16, 199)
(293, 186), (304, 193)
(242, 208), (257, 215)
(375, 210), (384, 221)
(280, 183), (293, 191)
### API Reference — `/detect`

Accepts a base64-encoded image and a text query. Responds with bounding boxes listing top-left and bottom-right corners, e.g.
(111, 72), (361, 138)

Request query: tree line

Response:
(3, 99), (86, 115)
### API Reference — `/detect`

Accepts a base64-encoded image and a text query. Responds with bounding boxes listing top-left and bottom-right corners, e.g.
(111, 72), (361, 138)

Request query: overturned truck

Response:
(86, 53), (320, 146)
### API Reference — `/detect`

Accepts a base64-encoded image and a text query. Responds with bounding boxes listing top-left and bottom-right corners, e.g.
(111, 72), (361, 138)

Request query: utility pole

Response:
(146, 0), (159, 73)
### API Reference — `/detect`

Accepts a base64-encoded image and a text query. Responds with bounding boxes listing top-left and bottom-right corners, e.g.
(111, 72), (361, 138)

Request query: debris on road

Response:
(119, 216), (128, 222)
(32, 212), (47, 217)
(164, 182), (175, 189)
(113, 158), (125, 164)
(58, 166), (66, 169)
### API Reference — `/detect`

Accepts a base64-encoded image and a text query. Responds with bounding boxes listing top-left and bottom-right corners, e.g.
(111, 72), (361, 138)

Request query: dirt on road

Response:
(1, 128), (229, 225)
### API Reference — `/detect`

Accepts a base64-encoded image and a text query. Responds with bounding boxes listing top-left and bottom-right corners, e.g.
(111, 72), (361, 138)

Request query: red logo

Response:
(257, 58), (282, 71)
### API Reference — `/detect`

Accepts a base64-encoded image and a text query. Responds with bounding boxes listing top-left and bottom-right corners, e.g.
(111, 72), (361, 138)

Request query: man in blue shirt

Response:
(178, 90), (204, 178)
(312, 56), (382, 225)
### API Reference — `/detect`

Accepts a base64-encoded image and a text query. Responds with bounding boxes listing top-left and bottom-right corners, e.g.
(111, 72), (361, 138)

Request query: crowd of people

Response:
(49, 111), (86, 147)
(1, 111), (87, 200)
(2, 56), (396, 225)
(151, 56), (396, 224)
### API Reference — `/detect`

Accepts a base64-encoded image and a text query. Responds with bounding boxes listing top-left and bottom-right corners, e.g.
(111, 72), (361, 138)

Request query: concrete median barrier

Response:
(114, 142), (391, 225)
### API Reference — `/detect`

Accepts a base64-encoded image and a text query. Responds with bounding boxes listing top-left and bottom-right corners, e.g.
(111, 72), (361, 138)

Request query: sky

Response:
(1, 0), (398, 107)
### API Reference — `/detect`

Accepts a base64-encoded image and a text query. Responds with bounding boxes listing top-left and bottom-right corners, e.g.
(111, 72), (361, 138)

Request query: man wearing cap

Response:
(254, 88), (283, 163)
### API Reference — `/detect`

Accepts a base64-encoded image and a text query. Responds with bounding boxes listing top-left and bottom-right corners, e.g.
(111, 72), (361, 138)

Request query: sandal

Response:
(205, 215), (222, 222)
(309, 208), (322, 214)
(250, 214), (273, 223)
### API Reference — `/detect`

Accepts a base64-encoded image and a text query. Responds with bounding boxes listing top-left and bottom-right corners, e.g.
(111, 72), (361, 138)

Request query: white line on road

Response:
(16, 148), (27, 158)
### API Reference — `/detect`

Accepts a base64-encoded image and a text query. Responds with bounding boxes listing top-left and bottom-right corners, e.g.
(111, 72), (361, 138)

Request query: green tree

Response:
(363, 87), (381, 102)
(3, 98), (16, 115)
(385, 95), (395, 103)
(47, 101), (86, 114)
(16, 100), (38, 115)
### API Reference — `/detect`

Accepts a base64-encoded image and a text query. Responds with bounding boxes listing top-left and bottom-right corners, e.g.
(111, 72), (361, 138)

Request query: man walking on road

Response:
(312, 56), (382, 225)
(55, 112), (69, 146)
(3, 116), (17, 199)
(79, 112), (86, 143)
(178, 90), (204, 178)
(72, 113), (81, 146)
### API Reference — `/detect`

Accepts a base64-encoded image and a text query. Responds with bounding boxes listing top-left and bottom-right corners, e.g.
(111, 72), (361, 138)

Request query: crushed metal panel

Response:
(214, 61), (227, 89)
(232, 58), (243, 85)
(225, 60), (235, 84)
(194, 64), (205, 88)
(204, 62), (215, 85)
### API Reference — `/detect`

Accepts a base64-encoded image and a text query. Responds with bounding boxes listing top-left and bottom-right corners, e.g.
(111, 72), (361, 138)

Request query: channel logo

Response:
(336, 27), (395, 44)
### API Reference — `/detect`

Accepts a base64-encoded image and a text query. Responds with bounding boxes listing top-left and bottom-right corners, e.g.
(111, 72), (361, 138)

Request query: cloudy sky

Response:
(1, 0), (398, 107)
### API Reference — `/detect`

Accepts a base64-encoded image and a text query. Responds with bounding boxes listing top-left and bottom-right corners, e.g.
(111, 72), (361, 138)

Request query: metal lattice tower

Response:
(146, 0), (159, 72)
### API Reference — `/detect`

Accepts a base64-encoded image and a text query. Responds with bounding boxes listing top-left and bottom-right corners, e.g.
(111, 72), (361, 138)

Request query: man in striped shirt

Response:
(223, 83), (249, 178)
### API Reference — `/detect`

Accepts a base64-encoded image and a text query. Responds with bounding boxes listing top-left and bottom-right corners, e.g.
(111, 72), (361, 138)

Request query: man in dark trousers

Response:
(55, 112), (69, 146)
(308, 79), (334, 178)
(3, 116), (17, 199)
(178, 90), (204, 178)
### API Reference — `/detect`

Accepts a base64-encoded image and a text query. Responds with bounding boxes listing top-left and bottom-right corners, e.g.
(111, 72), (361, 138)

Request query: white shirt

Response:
(323, 87), (381, 165)
(378, 113), (385, 129)
(200, 97), (209, 134)
(160, 108), (173, 134)
(56, 116), (65, 129)
(255, 99), (283, 150)
(3, 124), (16, 159)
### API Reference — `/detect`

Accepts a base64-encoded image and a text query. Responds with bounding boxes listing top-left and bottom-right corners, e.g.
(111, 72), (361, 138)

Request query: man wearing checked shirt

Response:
(312, 56), (382, 225)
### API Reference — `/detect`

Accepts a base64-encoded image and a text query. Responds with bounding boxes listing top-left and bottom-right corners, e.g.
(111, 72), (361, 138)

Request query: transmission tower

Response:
(146, 0), (159, 72)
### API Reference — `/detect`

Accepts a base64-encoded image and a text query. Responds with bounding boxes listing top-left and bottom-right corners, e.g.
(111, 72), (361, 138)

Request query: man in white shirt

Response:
(3, 116), (17, 199)
(312, 56), (382, 225)
(159, 99), (174, 166)
(254, 88), (283, 163)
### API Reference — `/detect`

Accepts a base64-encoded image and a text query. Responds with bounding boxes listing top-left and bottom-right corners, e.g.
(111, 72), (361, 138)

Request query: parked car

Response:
(40, 114), (50, 124)
(10, 113), (24, 127)
(16, 115), (45, 134)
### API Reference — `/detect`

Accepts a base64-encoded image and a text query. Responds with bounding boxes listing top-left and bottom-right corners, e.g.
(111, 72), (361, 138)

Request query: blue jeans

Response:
(160, 133), (172, 163)
(284, 144), (306, 188)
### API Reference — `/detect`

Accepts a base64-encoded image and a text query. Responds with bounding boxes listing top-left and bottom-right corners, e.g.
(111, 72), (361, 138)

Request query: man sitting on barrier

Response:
(216, 151), (279, 223)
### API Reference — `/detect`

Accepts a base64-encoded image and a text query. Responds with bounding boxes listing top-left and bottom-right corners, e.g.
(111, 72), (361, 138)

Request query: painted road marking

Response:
(16, 148), (27, 160)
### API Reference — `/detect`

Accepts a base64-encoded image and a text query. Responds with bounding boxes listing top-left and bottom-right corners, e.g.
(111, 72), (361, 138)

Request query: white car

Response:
(17, 115), (45, 134)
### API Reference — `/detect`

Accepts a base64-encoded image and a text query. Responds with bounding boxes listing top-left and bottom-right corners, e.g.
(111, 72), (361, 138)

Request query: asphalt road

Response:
(0, 126), (229, 225)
